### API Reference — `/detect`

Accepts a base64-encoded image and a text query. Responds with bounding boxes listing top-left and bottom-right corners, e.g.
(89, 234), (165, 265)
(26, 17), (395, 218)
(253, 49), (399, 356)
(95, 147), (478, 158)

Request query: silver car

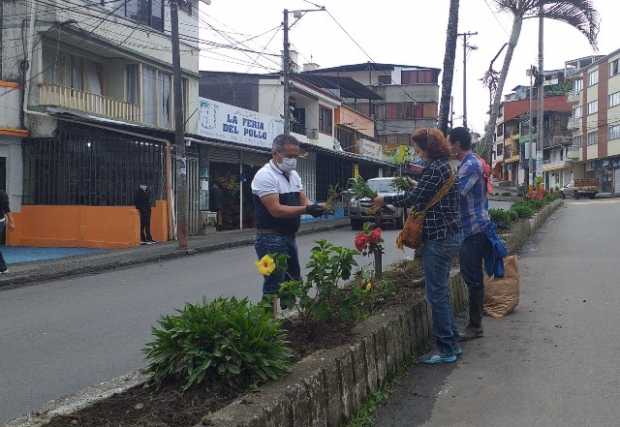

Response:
(348, 177), (406, 230)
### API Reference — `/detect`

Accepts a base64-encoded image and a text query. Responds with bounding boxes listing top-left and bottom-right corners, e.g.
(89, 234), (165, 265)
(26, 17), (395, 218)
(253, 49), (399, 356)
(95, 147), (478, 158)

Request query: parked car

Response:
(560, 179), (598, 199)
(348, 177), (408, 230)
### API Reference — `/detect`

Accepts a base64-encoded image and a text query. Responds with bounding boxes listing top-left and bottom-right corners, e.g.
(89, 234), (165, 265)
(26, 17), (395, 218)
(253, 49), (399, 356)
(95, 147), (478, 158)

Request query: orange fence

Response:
(7, 200), (168, 249)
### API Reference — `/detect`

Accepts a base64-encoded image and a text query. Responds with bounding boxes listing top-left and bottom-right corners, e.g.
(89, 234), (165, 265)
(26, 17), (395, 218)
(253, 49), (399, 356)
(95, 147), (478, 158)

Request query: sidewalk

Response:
(0, 218), (349, 289)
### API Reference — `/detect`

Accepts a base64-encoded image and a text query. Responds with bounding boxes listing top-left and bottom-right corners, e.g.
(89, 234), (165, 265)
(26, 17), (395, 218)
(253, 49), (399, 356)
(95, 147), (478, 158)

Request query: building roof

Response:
(304, 62), (440, 73)
(295, 74), (382, 100)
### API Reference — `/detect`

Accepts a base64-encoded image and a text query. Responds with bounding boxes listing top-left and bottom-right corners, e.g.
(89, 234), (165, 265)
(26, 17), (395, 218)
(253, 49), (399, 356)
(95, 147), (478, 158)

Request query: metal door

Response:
(615, 168), (620, 194)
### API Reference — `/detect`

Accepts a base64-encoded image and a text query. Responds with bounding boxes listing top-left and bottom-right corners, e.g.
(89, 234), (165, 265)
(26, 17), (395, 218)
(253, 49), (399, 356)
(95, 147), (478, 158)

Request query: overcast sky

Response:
(198, 0), (619, 134)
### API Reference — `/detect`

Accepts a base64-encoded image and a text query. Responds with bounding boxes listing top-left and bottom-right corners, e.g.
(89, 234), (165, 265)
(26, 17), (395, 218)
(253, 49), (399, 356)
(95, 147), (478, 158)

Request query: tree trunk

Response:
(438, 0), (460, 135)
(481, 13), (523, 158)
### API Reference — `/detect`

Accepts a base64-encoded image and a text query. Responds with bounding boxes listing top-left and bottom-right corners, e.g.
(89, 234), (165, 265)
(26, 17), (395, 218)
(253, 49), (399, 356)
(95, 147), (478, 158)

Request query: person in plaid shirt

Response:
(449, 127), (492, 341)
(374, 128), (463, 365)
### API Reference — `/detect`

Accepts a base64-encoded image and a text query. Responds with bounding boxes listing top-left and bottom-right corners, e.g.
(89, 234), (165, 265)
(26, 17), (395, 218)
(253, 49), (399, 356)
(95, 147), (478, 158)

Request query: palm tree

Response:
(480, 0), (599, 156)
(438, 0), (460, 135)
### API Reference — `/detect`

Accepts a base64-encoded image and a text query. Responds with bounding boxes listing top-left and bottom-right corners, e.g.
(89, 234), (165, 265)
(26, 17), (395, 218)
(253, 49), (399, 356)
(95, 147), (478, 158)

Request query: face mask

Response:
(277, 157), (297, 173)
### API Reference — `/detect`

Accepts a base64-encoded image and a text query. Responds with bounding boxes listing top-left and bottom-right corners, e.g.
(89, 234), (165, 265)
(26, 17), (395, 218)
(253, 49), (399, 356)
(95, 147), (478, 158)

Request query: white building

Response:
(1, 0), (201, 247)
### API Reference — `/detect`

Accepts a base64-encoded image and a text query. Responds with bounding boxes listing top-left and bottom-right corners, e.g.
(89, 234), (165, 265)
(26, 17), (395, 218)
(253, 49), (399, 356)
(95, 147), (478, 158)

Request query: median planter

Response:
(9, 200), (562, 427)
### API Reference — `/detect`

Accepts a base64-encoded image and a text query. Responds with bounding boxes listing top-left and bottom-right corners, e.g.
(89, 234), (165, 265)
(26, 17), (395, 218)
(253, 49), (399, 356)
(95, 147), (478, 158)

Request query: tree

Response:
(480, 0), (599, 156)
(438, 0), (460, 135)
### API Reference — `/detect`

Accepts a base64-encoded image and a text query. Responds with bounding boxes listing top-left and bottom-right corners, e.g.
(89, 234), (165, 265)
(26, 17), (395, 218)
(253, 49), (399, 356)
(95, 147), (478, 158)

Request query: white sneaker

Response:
(0, 269), (10, 274)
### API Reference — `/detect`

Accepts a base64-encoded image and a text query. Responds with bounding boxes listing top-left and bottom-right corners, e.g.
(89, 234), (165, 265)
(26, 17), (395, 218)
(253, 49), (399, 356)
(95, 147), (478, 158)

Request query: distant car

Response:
(560, 179), (598, 199)
(348, 177), (408, 230)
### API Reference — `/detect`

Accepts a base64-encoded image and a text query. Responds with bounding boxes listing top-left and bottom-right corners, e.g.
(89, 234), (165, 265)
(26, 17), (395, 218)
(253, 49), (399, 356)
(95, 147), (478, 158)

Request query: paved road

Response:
(376, 199), (620, 427)
(0, 228), (405, 423)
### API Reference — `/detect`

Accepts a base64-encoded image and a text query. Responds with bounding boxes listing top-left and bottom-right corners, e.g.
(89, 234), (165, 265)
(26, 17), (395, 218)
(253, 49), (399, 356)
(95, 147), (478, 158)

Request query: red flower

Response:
(355, 234), (369, 252)
(369, 228), (383, 244)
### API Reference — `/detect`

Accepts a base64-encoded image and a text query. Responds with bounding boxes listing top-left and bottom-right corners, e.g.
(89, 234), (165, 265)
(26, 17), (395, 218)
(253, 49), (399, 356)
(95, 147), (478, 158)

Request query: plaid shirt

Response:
(458, 153), (490, 237)
(385, 158), (460, 241)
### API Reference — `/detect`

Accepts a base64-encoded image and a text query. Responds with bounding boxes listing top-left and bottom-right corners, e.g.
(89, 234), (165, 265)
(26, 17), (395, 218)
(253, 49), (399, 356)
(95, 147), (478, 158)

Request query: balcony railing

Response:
(39, 83), (142, 123)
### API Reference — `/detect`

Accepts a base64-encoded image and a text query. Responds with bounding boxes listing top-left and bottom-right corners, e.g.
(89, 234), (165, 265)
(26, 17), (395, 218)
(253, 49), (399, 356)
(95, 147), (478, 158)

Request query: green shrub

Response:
(489, 208), (515, 229)
(510, 202), (535, 219)
(526, 199), (545, 210)
(144, 297), (292, 391)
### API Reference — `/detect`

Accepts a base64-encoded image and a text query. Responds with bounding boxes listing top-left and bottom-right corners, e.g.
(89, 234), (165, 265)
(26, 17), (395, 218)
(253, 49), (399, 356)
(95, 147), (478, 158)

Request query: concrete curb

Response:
(6, 201), (561, 427)
(0, 219), (349, 290)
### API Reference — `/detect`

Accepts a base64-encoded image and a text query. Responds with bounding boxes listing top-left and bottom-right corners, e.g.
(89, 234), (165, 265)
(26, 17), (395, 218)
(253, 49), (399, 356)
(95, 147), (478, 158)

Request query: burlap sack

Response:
(483, 255), (519, 319)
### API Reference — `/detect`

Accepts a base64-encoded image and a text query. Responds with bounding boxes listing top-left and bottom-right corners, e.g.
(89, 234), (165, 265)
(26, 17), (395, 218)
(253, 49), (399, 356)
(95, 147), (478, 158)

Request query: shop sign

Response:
(198, 98), (284, 149)
(357, 138), (383, 160)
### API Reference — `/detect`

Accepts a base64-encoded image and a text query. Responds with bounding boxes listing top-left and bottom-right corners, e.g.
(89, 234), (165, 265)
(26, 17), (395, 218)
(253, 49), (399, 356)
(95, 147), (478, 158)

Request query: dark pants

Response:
(139, 209), (153, 242)
(0, 221), (7, 272)
(420, 232), (462, 355)
(459, 232), (492, 328)
(255, 233), (300, 296)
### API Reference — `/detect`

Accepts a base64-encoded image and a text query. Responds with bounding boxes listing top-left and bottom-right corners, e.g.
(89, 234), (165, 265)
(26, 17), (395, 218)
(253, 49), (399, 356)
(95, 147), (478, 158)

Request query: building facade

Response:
(565, 51), (620, 194)
(1, 0), (200, 247)
(303, 63), (440, 154)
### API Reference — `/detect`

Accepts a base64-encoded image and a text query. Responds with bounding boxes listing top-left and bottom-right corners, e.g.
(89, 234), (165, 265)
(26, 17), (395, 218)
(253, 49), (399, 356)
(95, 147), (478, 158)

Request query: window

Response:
(609, 125), (620, 141)
(401, 70), (435, 84)
(588, 69), (598, 86)
(319, 106), (333, 135)
(497, 143), (504, 156)
(609, 92), (620, 108)
(573, 135), (582, 148)
(117, 0), (164, 31)
(378, 74), (392, 85)
(587, 101), (598, 115)
(497, 123), (504, 138)
(159, 72), (172, 129)
(126, 64), (139, 105)
(573, 78), (583, 93)
(573, 105), (582, 119)
(587, 131), (598, 146)
(610, 59), (620, 78)
(143, 65), (157, 126)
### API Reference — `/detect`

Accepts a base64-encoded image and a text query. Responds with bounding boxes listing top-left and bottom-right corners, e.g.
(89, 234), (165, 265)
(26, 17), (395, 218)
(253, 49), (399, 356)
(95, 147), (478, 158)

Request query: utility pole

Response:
(281, 6), (325, 136)
(457, 31), (477, 129)
(170, 0), (188, 249)
(527, 65), (536, 188)
(535, 5), (544, 183)
(282, 8), (290, 135)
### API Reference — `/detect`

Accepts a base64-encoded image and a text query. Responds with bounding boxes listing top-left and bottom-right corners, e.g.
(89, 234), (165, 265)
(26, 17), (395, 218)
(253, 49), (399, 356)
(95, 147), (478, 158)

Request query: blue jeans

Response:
(421, 232), (462, 356)
(255, 233), (301, 296)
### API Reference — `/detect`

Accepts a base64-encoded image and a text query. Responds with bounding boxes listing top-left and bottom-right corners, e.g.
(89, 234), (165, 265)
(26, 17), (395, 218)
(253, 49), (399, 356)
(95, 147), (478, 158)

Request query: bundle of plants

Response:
(349, 175), (377, 199)
(391, 176), (416, 192)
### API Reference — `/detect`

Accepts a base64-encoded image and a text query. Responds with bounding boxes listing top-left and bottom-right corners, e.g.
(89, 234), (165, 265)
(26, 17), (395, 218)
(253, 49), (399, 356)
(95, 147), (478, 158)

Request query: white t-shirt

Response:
(251, 161), (303, 198)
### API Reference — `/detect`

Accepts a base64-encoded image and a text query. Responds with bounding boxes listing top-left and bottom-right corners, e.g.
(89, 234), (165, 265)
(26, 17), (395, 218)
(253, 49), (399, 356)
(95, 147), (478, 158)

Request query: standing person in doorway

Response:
(0, 190), (15, 273)
(449, 127), (492, 341)
(211, 182), (224, 231)
(134, 184), (155, 245)
(252, 134), (325, 307)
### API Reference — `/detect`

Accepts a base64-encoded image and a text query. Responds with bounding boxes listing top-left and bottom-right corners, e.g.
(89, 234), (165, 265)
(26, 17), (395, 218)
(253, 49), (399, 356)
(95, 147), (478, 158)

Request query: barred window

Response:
(23, 124), (164, 206)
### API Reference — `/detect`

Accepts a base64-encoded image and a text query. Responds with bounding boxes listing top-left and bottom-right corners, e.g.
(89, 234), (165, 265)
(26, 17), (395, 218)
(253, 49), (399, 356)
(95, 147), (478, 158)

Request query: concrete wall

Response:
(371, 84), (439, 104)
(7, 201), (168, 248)
(0, 137), (23, 212)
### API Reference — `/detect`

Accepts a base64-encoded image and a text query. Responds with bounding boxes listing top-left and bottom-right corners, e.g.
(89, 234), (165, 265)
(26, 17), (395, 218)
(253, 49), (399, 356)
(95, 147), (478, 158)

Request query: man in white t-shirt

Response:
(252, 134), (325, 302)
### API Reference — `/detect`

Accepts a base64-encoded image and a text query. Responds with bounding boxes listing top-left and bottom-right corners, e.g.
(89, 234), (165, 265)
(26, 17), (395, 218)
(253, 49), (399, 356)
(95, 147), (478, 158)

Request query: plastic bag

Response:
(483, 255), (519, 319)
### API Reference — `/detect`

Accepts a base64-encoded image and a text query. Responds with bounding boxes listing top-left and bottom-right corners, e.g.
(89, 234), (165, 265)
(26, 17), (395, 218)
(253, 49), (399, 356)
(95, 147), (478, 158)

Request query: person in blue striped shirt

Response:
(449, 127), (492, 341)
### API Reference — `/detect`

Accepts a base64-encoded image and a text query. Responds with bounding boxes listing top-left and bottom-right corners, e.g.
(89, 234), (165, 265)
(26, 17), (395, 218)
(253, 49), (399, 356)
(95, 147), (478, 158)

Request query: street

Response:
(0, 228), (405, 423)
(376, 199), (620, 427)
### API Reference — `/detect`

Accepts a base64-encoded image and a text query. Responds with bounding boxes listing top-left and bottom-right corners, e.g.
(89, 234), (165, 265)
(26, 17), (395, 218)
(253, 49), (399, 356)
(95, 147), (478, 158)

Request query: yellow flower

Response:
(256, 255), (276, 276)
(366, 282), (372, 291)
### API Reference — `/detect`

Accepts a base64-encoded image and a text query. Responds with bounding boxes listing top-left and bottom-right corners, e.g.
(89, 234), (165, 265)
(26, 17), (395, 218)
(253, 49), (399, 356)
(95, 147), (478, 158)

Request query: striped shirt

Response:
(458, 153), (490, 237)
(384, 158), (460, 241)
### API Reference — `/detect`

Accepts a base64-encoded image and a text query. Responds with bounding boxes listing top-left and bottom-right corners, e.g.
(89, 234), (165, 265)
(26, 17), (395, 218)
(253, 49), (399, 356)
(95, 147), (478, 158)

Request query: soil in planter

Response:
(44, 320), (356, 427)
(45, 380), (237, 427)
